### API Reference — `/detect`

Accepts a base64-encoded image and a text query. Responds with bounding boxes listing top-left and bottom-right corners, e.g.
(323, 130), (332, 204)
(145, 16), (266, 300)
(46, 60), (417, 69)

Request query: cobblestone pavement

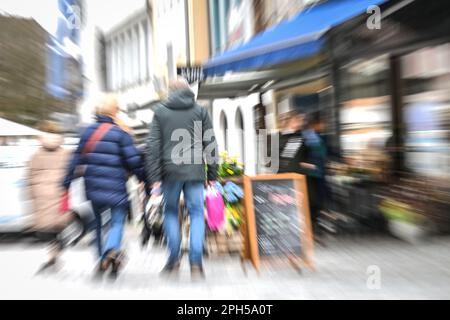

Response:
(1, 231), (449, 299)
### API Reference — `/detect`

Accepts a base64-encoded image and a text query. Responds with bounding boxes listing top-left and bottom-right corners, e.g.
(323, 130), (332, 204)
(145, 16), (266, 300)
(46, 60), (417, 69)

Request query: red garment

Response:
(59, 191), (70, 214)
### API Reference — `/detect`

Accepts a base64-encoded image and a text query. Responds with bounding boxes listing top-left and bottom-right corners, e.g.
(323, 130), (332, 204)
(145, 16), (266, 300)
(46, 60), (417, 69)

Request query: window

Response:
(142, 20), (150, 81)
(209, 0), (222, 54)
(235, 108), (245, 164)
(119, 34), (125, 89)
(134, 24), (140, 84)
(220, 111), (228, 152)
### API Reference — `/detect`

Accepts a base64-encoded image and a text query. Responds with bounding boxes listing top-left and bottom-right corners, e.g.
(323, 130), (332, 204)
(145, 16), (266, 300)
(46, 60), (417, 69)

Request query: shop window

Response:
(401, 44), (450, 178)
(338, 55), (392, 164)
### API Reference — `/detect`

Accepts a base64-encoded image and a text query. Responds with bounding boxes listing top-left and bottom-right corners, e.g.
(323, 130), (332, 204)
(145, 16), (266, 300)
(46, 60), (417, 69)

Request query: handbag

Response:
(205, 184), (225, 231)
(141, 194), (164, 246)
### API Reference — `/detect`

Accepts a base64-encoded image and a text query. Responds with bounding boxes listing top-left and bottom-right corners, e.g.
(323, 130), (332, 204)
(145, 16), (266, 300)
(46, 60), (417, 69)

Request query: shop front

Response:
(200, 2), (450, 255)
(198, 0), (396, 254)
(327, 0), (450, 237)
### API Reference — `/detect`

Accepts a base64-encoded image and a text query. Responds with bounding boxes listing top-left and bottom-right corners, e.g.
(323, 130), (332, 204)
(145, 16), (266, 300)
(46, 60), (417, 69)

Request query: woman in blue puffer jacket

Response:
(63, 94), (145, 279)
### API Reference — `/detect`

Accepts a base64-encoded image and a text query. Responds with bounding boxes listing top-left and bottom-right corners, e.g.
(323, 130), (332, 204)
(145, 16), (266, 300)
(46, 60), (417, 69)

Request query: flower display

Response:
(218, 151), (244, 178)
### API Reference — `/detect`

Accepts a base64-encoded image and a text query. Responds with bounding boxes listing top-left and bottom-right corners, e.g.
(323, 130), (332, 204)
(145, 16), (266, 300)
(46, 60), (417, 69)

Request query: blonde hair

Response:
(95, 93), (119, 117)
(38, 121), (60, 134)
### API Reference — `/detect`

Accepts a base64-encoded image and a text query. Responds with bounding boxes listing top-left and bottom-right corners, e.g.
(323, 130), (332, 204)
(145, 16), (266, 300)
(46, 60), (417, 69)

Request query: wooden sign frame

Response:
(241, 173), (315, 273)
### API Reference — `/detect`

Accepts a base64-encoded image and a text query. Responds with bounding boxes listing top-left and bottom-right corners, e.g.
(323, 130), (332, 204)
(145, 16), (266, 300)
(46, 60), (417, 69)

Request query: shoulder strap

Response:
(82, 123), (113, 156)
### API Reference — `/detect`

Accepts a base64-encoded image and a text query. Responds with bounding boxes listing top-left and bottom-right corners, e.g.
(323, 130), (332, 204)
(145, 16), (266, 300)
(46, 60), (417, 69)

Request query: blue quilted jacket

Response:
(63, 115), (144, 207)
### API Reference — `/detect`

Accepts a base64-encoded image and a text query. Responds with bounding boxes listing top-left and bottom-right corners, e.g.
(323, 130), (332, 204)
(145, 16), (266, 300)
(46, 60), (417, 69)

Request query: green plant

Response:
(379, 198), (424, 225)
(217, 151), (244, 178)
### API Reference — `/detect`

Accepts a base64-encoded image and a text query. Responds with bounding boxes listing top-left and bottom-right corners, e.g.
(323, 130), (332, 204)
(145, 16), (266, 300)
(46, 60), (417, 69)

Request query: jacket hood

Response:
(40, 133), (63, 151)
(163, 88), (195, 110)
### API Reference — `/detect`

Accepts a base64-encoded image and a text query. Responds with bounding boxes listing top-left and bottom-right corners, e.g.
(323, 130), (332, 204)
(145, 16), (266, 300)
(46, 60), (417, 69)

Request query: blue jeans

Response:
(92, 204), (127, 260)
(162, 181), (205, 266)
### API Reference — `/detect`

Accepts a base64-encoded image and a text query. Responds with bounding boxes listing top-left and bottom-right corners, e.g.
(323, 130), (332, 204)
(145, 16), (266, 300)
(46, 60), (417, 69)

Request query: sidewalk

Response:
(0, 230), (449, 299)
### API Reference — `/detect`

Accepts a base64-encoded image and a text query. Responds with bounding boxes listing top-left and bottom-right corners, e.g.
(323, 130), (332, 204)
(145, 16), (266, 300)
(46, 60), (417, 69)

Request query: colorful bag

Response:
(205, 185), (225, 231)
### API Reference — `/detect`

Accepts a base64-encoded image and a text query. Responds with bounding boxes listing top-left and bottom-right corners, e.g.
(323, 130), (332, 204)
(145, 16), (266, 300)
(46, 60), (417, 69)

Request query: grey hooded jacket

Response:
(145, 88), (218, 184)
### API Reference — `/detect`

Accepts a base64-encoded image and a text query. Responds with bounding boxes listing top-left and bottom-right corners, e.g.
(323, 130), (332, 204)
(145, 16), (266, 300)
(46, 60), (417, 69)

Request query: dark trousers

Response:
(307, 176), (327, 234)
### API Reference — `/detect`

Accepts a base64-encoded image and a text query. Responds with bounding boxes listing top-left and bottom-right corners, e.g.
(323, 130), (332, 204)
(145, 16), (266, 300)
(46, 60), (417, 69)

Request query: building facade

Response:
(103, 6), (157, 120)
(208, 0), (255, 56)
(205, 0), (310, 174)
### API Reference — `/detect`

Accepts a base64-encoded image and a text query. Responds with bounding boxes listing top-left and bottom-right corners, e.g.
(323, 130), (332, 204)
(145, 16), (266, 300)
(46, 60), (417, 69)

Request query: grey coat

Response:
(145, 88), (218, 184)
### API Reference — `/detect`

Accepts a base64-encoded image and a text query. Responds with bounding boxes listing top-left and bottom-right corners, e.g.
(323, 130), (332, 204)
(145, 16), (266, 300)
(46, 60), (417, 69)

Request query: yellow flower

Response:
(227, 169), (234, 175)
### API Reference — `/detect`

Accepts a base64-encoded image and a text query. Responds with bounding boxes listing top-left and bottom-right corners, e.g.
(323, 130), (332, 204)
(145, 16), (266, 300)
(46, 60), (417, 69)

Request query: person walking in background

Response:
(62, 94), (145, 279)
(146, 77), (218, 280)
(277, 110), (309, 174)
(277, 110), (326, 241)
(302, 116), (327, 239)
(28, 121), (72, 270)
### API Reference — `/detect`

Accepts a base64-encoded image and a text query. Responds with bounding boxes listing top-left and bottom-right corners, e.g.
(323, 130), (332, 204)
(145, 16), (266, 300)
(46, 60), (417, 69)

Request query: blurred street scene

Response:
(1, 0), (450, 300)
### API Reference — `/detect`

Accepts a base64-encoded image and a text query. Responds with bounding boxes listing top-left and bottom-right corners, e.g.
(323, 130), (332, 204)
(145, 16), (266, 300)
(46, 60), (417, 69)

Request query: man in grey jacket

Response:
(146, 77), (218, 279)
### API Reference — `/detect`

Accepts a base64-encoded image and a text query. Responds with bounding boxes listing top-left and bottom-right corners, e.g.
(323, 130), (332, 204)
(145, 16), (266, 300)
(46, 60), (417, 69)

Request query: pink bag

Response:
(205, 185), (225, 231)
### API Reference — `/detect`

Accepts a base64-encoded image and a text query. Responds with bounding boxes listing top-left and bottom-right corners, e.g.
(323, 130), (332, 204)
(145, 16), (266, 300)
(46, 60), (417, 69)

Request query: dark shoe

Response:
(93, 262), (107, 280)
(190, 264), (205, 281)
(109, 251), (126, 280)
(100, 252), (114, 271)
(160, 259), (181, 276)
(36, 258), (57, 275)
(94, 251), (115, 280)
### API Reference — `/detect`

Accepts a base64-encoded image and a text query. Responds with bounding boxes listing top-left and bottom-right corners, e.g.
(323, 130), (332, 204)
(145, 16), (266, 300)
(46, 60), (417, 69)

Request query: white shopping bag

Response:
(69, 178), (110, 229)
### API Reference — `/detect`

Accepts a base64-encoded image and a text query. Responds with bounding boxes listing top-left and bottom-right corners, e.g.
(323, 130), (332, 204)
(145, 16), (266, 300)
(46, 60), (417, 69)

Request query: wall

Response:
(151, 0), (189, 89)
(208, 0), (255, 55)
(212, 93), (259, 175)
(262, 0), (310, 29)
(187, 0), (210, 65)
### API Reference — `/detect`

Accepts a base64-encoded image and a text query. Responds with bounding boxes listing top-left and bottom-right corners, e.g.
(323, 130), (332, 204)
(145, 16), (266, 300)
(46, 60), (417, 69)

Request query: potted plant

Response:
(379, 197), (426, 243)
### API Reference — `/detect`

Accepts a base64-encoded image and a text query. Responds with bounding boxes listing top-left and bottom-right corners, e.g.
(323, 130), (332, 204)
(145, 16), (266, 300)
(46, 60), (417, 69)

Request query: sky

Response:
(0, 0), (145, 34)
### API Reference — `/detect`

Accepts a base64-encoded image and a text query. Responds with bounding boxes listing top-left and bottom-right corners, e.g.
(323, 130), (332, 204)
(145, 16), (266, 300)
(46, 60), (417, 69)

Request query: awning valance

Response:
(203, 0), (387, 77)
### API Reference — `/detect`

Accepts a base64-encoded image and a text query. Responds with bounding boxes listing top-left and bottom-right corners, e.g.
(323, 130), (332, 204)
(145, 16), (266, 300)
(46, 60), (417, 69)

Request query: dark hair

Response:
(305, 113), (322, 128)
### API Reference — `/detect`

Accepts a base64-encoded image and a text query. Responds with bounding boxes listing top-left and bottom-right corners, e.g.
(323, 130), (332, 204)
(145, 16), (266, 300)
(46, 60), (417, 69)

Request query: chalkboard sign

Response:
(252, 179), (303, 257)
(242, 174), (314, 272)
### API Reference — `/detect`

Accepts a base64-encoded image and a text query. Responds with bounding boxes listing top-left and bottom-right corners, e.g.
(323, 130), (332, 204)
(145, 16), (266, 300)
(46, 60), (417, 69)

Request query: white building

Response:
(211, 94), (260, 175)
(74, 0), (158, 127)
(151, 0), (189, 86)
(103, 5), (158, 126)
